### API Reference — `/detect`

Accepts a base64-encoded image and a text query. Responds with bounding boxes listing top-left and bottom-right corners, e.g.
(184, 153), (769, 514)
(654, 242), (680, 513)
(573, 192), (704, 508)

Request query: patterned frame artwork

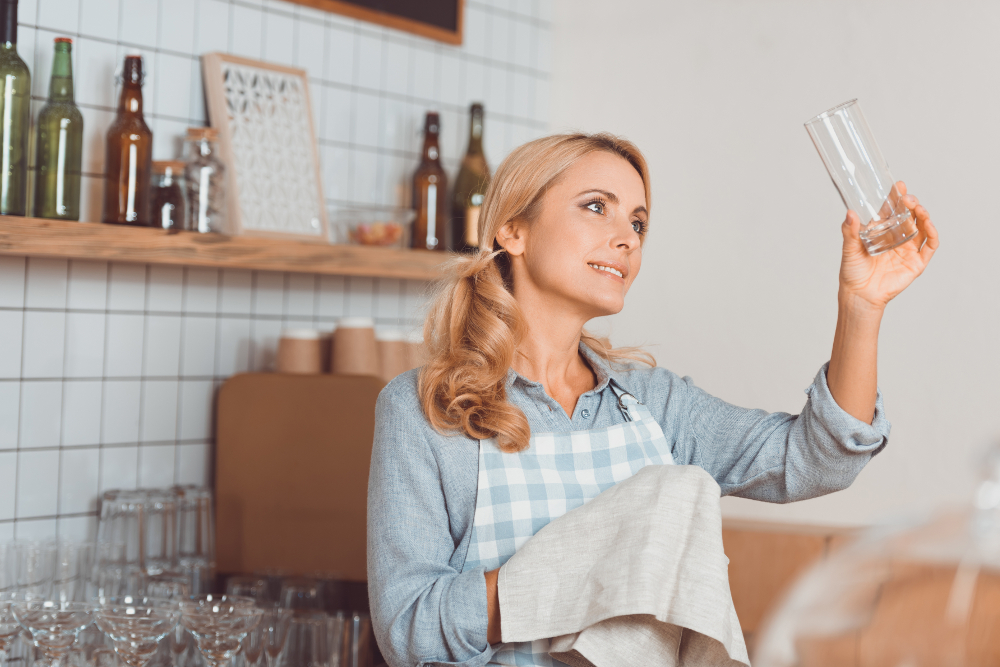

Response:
(201, 53), (329, 242)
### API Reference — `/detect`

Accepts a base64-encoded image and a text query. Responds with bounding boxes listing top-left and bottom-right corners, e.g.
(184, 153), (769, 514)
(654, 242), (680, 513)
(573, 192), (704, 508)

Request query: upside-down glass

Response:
(804, 99), (918, 255)
(11, 600), (95, 667)
(278, 613), (328, 667)
(179, 596), (262, 667)
(95, 598), (180, 667)
(97, 490), (178, 581)
(172, 486), (215, 596)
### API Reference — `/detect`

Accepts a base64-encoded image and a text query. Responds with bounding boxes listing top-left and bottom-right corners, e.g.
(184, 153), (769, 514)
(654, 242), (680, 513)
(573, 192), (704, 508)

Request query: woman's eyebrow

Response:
(633, 206), (648, 217)
(575, 188), (619, 204)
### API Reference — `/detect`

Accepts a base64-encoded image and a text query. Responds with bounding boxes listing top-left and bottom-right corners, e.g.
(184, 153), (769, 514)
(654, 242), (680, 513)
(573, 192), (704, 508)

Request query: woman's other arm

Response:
(826, 183), (938, 423)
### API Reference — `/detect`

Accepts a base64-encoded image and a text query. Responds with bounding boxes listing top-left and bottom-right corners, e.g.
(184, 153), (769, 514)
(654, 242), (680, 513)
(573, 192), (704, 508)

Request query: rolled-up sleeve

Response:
(367, 377), (494, 667)
(661, 362), (890, 503)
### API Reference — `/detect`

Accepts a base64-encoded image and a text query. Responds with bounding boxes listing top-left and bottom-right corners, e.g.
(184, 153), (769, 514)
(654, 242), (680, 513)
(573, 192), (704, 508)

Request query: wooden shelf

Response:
(0, 216), (449, 280)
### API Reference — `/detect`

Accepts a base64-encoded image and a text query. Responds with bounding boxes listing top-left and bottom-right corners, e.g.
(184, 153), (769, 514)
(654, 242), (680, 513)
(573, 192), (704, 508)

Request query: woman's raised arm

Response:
(827, 182), (938, 423)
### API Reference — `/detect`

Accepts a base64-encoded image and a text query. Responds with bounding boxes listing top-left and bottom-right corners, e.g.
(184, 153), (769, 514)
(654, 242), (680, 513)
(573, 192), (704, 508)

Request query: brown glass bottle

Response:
(411, 112), (448, 251)
(450, 103), (490, 253)
(102, 55), (152, 226)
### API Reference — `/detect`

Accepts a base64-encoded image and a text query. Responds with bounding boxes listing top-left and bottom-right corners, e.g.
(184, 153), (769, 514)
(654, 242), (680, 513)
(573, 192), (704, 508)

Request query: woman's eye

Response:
(586, 201), (605, 215)
(631, 220), (644, 233)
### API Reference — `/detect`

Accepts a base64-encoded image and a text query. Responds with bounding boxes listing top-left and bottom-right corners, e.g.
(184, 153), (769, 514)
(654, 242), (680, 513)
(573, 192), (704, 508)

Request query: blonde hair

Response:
(418, 133), (654, 452)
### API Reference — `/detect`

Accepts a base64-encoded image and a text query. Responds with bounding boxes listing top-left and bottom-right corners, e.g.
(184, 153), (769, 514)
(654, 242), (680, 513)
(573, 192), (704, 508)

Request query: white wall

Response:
(0, 0), (553, 541)
(551, 0), (1000, 526)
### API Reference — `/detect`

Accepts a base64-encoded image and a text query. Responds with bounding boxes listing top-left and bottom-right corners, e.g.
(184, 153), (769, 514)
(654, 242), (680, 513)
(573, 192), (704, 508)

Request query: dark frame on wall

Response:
(288, 0), (464, 45)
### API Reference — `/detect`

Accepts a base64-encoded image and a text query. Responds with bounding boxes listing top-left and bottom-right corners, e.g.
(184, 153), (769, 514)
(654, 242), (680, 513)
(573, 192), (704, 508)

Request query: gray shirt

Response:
(367, 345), (890, 667)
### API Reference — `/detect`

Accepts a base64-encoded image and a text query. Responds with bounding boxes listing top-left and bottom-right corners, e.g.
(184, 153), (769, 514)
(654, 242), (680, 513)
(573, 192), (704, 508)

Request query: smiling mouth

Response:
(588, 263), (624, 278)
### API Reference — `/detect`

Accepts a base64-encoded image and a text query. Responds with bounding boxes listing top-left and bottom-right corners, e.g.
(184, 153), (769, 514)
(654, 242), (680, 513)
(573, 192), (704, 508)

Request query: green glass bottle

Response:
(0, 0), (30, 216)
(450, 103), (490, 253)
(34, 37), (82, 220)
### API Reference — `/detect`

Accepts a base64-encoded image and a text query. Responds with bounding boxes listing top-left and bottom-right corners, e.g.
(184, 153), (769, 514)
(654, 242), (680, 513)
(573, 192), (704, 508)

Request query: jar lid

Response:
(152, 160), (186, 174)
(187, 126), (219, 140)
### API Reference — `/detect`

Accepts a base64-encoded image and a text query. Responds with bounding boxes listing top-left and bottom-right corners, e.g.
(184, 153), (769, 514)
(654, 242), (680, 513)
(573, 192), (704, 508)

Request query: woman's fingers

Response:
(915, 207), (939, 265)
(841, 210), (866, 256)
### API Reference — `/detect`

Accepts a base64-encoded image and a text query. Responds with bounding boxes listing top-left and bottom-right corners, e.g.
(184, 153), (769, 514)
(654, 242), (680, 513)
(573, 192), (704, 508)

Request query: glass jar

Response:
(183, 127), (226, 234)
(151, 160), (186, 231)
(755, 445), (1000, 667)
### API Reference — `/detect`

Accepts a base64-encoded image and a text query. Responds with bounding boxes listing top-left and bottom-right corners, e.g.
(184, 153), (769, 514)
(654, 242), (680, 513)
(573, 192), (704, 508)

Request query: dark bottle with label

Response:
(411, 112), (448, 251)
(34, 37), (83, 220)
(450, 103), (490, 253)
(0, 0), (30, 216)
(103, 55), (153, 226)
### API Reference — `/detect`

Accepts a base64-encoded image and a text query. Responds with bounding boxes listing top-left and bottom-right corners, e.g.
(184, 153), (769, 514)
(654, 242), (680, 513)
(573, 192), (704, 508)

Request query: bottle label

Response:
(426, 183), (437, 249)
(465, 205), (481, 248)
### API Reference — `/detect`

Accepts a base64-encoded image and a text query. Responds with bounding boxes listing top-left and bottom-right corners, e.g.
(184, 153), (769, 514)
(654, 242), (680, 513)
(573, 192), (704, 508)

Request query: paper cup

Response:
(332, 318), (378, 376)
(276, 329), (323, 374)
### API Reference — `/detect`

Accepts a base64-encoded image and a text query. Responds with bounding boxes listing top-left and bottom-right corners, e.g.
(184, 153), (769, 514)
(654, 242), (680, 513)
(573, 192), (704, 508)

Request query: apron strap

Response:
(608, 379), (643, 422)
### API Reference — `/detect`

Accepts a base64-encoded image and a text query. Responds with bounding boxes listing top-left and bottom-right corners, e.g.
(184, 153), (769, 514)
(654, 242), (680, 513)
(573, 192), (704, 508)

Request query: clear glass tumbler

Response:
(804, 99), (918, 255)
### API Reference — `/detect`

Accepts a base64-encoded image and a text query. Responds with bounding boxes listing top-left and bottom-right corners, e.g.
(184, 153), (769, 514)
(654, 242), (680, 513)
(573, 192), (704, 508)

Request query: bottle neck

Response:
(118, 83), (143, 115)
(467, 114), (484, 155)
(422, 133), (441, 164)
(49, 49), (74, 102)
(0, 1), (16, 46)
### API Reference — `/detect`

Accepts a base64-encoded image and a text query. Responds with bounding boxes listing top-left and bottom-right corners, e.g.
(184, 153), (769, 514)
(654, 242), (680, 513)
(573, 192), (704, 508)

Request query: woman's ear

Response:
(496, 219), (527, 257)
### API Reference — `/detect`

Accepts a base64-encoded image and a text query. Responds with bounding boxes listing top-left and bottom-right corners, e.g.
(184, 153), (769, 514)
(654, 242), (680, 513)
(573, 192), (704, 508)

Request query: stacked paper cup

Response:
(331, 318), (379, 376)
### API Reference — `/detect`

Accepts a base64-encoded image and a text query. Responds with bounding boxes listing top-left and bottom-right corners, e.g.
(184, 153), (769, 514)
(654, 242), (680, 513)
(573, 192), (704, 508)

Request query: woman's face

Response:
(502, 151), (648, 321)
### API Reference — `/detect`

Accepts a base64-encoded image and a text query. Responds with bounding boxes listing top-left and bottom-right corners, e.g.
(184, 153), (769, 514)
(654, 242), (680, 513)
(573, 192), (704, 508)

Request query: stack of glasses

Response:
(96, 486), (215, 599)
(224, 575), (373, 667)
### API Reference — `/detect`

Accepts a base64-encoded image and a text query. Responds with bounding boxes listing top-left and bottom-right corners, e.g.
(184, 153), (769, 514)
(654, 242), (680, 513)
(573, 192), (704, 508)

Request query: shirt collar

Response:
(505, 341), (629, 396)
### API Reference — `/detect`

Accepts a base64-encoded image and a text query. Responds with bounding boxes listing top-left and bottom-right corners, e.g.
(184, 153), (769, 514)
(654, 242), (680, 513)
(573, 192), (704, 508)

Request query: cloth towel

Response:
(497, 464), (750, 667)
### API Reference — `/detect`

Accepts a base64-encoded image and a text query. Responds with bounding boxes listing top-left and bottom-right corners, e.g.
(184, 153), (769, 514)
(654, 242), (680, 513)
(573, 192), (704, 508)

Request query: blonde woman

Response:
(367, 133), (938, 667)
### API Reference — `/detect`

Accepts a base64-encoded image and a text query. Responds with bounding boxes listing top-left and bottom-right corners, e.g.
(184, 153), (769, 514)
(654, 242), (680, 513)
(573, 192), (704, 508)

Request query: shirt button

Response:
(581, 409), (591, 419)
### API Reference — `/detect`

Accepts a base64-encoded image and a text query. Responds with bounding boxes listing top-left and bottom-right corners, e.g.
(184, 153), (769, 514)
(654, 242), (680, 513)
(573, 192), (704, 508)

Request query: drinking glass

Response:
(0, 592), (25, 666)
(52, 542), (95, 604)
(224, 578), (268, 606)
(278, 580), (321, 612)
(13, 542), (57, 599)
(278, 613), (328, 667)
(97, 490), (178, 579)
(95, 598), (180, 667)
(178, 596), (262, 667)
(172, 487), (214, 596)
(337, 613), (372, 667)
(804, 99), (918, 255)
(10, 600), (95, 667)
(260, 607), (292, 667)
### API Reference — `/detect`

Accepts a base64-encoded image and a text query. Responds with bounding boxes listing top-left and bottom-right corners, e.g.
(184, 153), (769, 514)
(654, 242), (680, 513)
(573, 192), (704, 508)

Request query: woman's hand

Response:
(838, 181), (939, 312)
(826, 181), (939, 424)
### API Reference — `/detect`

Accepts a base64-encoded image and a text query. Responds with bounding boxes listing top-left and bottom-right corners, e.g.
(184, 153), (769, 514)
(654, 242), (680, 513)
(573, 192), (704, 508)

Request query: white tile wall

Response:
(2, 0), (552, 540)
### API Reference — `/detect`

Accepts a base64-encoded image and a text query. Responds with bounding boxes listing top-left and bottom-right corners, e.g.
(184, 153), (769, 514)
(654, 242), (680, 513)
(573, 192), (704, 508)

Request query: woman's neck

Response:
(512, 293), (597, 418)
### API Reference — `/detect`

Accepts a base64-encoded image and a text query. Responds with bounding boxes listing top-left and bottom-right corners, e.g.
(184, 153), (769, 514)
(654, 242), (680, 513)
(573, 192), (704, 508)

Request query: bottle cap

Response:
(186, 126), (219, 141)
(54, 37), (72, 43)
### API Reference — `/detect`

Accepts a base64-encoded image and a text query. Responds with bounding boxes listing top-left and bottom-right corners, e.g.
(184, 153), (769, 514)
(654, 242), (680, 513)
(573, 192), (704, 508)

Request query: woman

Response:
(368, 133), (938, 667)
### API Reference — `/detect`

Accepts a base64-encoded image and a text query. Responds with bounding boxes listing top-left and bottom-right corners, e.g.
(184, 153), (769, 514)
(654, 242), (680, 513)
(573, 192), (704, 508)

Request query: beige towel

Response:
(497, 465), (749, 667)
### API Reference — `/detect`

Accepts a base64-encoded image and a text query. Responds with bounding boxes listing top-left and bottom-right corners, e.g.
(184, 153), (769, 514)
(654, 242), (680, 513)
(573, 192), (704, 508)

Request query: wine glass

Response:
(95, 598), (180, 667)
(10, 600), (95, 667)
(179, 596), (262, 667)
(0, 592), (24, 667)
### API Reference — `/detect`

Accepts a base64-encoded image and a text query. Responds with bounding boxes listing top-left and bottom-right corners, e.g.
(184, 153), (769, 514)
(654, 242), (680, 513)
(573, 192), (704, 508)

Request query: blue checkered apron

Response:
(463, 381), (675, 666)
